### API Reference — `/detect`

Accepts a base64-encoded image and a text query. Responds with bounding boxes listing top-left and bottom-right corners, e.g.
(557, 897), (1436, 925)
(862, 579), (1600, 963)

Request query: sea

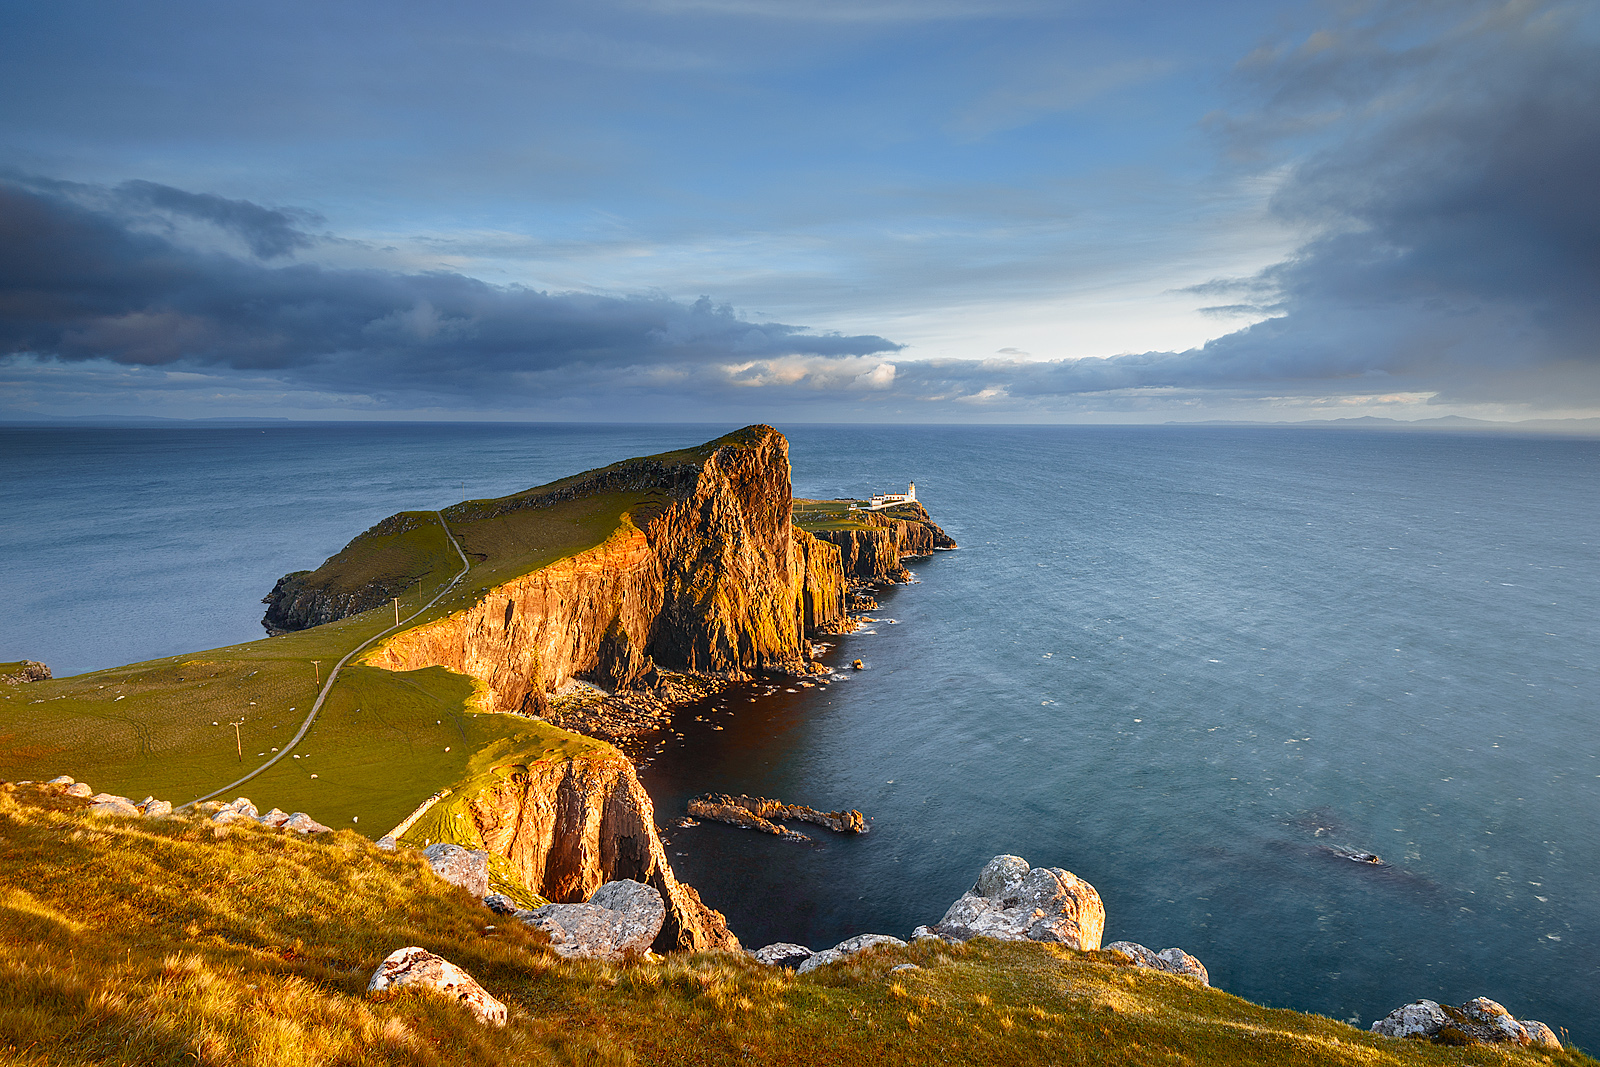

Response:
(3, 422), (1597, 1045)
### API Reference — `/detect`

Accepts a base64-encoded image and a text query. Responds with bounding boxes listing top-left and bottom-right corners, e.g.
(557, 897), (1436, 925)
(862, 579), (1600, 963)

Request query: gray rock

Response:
(90, 792), (130, 806)
(224, 797), (258, 818)
(752, 943), (814, 968)
(424, 842), (490, 898)
(367, 946), (506, 1027)
(282, 812), (332, 833)
(932, 856), (1104, 950)
(141, 799), (173, 818)
(375, 835), (397, 851)
(64, 783), (93, 798)
(1371, 999), (1449, 1039)
(47, 775), (75, 786)
(520, 879), (665, 961)
(889, 963), (920, 973)
(483, 893), (518, 916)
(910, 925), (941, 942)
(797, 933), (907, 974)
(1105, 941), (1210, 986)
(212, 810), (255, 824)
(88, 798), (141, 817)
(1521, 1021), (1562, 1050)
(257, 808), (291, 828)
(1452, 997), (1532, 1045)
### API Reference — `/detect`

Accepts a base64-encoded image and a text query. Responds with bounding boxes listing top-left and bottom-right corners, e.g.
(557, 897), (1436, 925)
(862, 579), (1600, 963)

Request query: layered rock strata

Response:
(808, 502), (956, 585)
(0, 661), (51, 685)
(460, 749), (739, 954)
(357, 427), (848, 714)
(688, 792), (867, 838)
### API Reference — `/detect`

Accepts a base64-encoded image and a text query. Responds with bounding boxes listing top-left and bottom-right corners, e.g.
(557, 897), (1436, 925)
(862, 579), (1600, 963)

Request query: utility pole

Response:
(229, 718), (245, 762)
(311, 660), (322, 686)
(393, 597), (401, 626)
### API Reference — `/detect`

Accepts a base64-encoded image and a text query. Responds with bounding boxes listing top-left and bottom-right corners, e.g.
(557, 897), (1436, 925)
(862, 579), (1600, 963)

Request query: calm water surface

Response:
(3, 423), (1597, 1044)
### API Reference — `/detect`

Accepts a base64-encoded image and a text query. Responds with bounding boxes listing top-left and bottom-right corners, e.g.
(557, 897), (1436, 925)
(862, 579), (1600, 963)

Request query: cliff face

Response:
(360, 427), (848, 713)
(463, 750), (739, 953)
(811, 502), (957, 584)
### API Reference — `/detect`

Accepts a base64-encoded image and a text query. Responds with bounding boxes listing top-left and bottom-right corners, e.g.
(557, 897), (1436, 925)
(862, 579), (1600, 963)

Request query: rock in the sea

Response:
(931, 855), (1104, 950)
(797, 933), (907, 974)
(520, 879), (665, 961)
(1105, 941), (1210, 986)
(367, 946), (507, 1027)
(424, 842), (490, 898)
(1370, 996), (1559, 1049)
(689, 793), (867, 835)
(752, 943), (815, 968)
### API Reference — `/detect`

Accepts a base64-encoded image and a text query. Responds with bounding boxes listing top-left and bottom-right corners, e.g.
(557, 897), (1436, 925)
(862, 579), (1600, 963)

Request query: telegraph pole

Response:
(393, 597), (401, 626)
(311, 660), (321, 686)
(229, 718), (245, 762)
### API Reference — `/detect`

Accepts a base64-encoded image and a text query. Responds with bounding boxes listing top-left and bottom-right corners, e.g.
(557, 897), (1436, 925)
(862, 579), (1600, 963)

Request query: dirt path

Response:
(179, 511), (471, 810)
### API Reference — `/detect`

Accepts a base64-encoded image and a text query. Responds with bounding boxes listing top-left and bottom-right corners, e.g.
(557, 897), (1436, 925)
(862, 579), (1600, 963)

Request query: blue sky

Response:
(1, 0), (1595, 421)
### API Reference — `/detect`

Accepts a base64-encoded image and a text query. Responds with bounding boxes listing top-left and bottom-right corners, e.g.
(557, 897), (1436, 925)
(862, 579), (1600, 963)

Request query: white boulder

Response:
(797, 933), (907, 974)
(423, 843), (490, 898)
(1104, 941), (1209, 986)
(751, 943), (815, 968)
(931, 855), (1104, 949)
(520, 879), (665, 961)
(367, 947), (506, 1027)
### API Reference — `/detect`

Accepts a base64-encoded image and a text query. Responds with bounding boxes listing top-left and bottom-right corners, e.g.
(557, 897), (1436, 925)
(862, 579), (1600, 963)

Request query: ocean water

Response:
(3, 423), (1597, 1045)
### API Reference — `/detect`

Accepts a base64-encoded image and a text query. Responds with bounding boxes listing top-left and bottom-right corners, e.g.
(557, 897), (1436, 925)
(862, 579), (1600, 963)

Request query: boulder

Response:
(88, 798), (141, 817)
(423, 843), (491, 898)
(224, 797), (259, 818)
(931, 855), (1104, 950)
(64, 783), (93, 798)
(752, 943), (815, 968)
(1371, 999), (1448, 1040)
(212, 810), (255, 824)
(519, 879), (665, 961)
(258, 808), (291, 828)
(483, 893), (518, 916)
(1370, 997), (1559, 1049)
(140, 799), (173, 818)
(797, 933), (907, 974)
(1105, 941), (1210, 986)
(375, 836), (397, 851)
(282, 812), (332, 833)
(47, 775), (76, 786)
(367, 947), (506, 1027)
(90, 793), (129, 805)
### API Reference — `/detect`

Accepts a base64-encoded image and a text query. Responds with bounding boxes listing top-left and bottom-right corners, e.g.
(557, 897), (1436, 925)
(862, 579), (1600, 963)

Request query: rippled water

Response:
(4, 423), (1597, 1045)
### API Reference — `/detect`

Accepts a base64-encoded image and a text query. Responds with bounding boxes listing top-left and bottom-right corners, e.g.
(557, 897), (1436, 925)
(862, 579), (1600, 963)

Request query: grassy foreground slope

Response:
(0, 786), (1588, 1067)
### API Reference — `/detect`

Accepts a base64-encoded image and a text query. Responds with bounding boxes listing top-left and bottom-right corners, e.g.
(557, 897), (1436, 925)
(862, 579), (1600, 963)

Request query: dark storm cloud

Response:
(0, 177), (900, 403)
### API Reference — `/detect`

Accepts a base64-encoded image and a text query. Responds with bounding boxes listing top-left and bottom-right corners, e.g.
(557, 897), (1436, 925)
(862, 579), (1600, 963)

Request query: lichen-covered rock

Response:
(752, 943), (815, 968)
(258, 808), (291, 827)
(282, 812), (332, 833)
(64, 782), (93, 798)
(797, 933), (907, 974)
(483, 893), (518, 915)
(1371, 1000), (1449, 1039)
(1522, 1021), (1563, 1050)
(424, 842), (490, 898)
(1105, 941), (1210, 985)
(520, 878), (665, 961)
(367, 947), (506, 1027)
(932, 855), (1104, 950)
(46, 776), (75, 786)
(219, 798), (258, 819)
(140, 798), (173, 818)
(88, 798), (140, 817)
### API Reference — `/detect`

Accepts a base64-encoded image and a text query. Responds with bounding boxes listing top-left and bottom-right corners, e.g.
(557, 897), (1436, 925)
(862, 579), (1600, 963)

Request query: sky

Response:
(1, 0), (1596, 423)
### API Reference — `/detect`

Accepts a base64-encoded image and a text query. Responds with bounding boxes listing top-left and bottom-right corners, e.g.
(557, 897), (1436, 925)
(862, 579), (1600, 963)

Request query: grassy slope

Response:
(0, 786), (1589, 1067)
(0, 428), (764, 827)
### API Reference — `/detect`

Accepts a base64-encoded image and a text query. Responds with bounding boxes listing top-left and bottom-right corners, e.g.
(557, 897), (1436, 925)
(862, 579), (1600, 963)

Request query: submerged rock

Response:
(367, 946), (506, 1027)
(1105, 941), (1209, 985)
(931, 855), (1104, 950)
(519, 879), (665, 961)
(797, 933), (907, 974)
(424, 842), (490, 898)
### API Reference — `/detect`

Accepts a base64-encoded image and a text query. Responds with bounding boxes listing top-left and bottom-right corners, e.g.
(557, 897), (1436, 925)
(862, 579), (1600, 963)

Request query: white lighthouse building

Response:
(854, 482), (917, 511)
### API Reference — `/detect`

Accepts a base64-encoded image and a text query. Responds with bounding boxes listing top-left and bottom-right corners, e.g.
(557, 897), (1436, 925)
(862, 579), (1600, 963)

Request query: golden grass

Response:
(1, 784), (1590, 1067)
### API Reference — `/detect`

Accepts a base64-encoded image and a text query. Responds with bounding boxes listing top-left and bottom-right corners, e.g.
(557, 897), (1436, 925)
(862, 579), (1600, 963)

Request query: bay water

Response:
(3, 423), (1596, 1044)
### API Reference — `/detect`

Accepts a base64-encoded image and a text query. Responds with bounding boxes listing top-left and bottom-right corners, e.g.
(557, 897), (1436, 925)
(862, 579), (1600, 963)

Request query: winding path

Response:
(179, 511), (472, 810)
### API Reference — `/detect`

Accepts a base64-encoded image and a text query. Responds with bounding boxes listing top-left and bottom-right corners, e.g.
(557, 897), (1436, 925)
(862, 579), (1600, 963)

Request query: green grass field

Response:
(0, 785), (1588, 1067)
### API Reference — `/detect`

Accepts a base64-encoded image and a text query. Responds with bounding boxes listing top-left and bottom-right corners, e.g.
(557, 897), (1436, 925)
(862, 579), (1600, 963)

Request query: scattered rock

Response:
(1370, 997), (1559, 1048)
(375, 835), (397, 851)
(140, 799), (173, 818)
(258, 808), (291, 828)
(1105, 941), (1210, 986)
(751, 943), (814, 968)
(88, 798), (141, 817)
(424, 843), (491, 898)
(367, 947), (507, 1027)
(797, 933), (907, 974)
(519, 879), (666, 961)
(889, 962), (920, 973)
(1, 661), (51, 685)
(930, 855), (1104, 950)
(212, 810), (255, 824)
(483, 893), (519, 916)
(910, 925), (945, 942)
(282, 812), (332, 834)
(221, 797), (259, 818)
(47, 775), (76, 786)
(64, 783), (93, 798)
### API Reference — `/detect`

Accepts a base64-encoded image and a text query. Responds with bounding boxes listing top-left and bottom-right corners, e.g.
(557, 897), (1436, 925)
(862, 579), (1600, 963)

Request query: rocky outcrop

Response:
(1, 661), (50, 685)
(424, 842), (490, 898)
(358, 427), (848, 714)
(797, 933), (907, 974)
(458, 749), (739, 955)
(1370, 997), (1561, 1049)
(688, 793), (867, 837)
(367, 947), (507, 1027)
(751, 943), (815, 968)
(1105, 941), (1210, 985)
(517, 878), (665, 961)
(808, 502), (956, 585)
(261, 513), (436, 633)
(928, 855), (1104, 950)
